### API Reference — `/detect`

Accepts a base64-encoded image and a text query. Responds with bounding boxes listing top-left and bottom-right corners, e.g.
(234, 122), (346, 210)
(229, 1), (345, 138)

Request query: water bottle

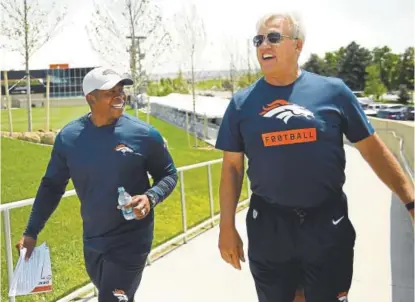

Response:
(117, 187), (136, 220)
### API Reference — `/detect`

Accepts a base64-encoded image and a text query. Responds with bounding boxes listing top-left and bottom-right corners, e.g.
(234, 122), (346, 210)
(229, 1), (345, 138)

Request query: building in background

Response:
(1, 65), (95, 98)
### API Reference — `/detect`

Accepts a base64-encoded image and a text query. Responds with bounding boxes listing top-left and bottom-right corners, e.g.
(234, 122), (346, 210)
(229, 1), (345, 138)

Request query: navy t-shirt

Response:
(215, 71), (375, 208)
(25, 113), (177, 253)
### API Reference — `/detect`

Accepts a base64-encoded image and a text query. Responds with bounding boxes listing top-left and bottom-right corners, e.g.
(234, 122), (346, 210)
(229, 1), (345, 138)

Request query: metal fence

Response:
(376, 128), (414, 180)
(3, 128), (412, 301)
(1, 158), (251, 302)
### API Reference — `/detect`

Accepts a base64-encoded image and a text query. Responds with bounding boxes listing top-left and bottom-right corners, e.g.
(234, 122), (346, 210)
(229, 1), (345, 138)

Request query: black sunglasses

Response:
(252, 32), (296, 47)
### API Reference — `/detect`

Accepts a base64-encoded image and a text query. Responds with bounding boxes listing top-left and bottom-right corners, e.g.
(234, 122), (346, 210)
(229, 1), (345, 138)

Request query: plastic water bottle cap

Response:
(118, 187), (125, 193)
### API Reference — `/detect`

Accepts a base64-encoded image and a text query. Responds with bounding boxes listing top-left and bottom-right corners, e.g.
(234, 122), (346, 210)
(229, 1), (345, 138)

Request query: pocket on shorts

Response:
(316, 204), (356, 250)
(246, 205), (268, 259)
(246, 204), (293, 262)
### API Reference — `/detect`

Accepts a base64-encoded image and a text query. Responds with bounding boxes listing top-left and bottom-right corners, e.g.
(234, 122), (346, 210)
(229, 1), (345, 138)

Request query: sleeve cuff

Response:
(23, 230), (38, 240)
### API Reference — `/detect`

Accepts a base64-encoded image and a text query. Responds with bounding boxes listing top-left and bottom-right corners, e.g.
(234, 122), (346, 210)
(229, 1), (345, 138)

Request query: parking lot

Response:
(353, 91), (414, 121)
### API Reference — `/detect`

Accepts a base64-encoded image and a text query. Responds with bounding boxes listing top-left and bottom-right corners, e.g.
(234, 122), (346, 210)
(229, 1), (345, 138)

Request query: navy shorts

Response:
(246, 194), (355, 302)
(84, 245), (149, 302)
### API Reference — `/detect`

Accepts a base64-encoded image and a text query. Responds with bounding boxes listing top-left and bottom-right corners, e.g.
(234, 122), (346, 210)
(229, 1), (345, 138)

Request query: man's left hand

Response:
(121, 195), (151, 220)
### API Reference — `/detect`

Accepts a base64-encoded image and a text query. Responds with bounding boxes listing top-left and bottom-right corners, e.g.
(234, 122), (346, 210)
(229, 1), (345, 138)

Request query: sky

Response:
(0, 0), (414, 75)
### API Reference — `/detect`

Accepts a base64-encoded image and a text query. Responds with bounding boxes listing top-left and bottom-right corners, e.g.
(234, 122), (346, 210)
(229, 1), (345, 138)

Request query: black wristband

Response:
(145, 192), (158, 209)
(405, 201), (414, 211)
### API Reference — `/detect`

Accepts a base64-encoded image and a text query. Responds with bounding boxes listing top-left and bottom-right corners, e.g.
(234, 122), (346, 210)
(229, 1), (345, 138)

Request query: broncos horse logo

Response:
(259, 99), (314, 124)
(112, 289), (129, 302)
(114, 144), (134, 154)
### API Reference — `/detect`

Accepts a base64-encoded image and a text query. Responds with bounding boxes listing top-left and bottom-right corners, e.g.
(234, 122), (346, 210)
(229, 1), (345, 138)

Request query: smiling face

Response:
(255, 16), (303, 77)
(86, 83), (126, 122)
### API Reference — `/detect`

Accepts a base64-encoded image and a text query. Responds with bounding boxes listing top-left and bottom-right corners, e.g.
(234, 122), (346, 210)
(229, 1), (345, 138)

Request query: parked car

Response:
(360, 102), (387, 117)
(381, 93), (399, 102)
(406, 106), (414, 121)
(359, 103), (376, 116)
(367, 103), (385, 111)
(363, 108), (378, 117)
(376, 105), (407, 120)
(353, 91), (373, 104)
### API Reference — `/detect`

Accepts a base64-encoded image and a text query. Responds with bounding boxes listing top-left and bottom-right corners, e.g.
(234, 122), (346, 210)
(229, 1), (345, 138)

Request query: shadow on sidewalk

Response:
(390, 193), (414, 302)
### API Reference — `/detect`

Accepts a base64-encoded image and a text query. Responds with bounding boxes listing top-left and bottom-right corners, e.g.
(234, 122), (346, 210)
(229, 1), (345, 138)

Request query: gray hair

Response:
(255, 12), (306, 42)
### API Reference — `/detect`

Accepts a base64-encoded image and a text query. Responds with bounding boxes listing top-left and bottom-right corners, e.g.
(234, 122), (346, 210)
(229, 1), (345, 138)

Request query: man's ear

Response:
(86, 94), (96, 105)
(296, 39), (303, 52)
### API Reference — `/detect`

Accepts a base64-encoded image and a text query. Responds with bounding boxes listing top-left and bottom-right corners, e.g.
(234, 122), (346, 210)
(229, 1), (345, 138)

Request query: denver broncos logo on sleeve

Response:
(259, 100), (317, 147)
(114, 144), (134, 154)
(259, 99), (315, 123)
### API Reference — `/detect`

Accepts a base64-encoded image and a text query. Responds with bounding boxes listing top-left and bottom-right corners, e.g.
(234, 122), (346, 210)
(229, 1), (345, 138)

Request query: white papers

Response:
(8, 242), (53, 297)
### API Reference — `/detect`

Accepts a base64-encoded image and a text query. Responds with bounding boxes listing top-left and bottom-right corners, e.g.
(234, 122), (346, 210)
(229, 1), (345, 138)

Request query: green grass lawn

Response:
(195, 79), (225, 91)
(1, 106), (92, 133)
(1, 107), (249, 301)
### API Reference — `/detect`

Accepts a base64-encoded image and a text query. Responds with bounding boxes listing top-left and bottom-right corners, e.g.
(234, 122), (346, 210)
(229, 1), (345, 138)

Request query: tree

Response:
(398, 84), (410, 104)
(324, 50), (343, 77)
(87, 0), (171, 101)
(172, 70), (189, 94)
(221, 35), (244, 96)
(0, 0), (67, 131)
(381, 52), (400, 91)
(237, 70), (263, 89)
(302, 54), (327, 75)
(364, 64), (387, 101)
(372, 46), (400, 91)
(173, 2), (206, 147)
(338, 42), (372, 91)
(298, 43), (412, 95)
(396, 47), (414, 91)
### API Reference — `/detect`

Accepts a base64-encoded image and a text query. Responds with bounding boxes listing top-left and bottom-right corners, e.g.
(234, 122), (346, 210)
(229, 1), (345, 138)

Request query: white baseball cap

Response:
(82, 67), (133, 96)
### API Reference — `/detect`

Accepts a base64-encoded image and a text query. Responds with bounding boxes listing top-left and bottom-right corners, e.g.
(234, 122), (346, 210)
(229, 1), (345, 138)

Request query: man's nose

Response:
(259, 39), (272, 49)
(114, 94), (125, 101)
(116, 90), (126, 98)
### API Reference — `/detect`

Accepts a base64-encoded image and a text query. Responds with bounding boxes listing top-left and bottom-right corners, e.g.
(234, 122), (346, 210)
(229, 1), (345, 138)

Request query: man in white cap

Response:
(17, 67), (178, 301)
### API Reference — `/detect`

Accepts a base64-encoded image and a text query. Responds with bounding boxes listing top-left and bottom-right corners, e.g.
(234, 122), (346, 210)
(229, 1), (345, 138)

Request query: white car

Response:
(353, 91), (373, 104)
(367, 103), (384, 111)
(382, 94), (399, 102)
(359, 104), (377, 117)
(363, 108), (378, 117)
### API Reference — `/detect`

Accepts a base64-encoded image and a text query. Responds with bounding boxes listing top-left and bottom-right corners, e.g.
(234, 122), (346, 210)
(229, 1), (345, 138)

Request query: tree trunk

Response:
(230, 57), (235, 96)
(129, 38), (137, 117)
(247, 39), (252, 84)
(191, 50), (197, 147)
(24, 0), (32, 132)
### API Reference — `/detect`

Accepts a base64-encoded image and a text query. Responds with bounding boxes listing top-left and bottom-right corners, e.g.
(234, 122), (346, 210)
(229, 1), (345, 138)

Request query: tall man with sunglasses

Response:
(16, 67), (178, 301)
(216, 12), (414, 302)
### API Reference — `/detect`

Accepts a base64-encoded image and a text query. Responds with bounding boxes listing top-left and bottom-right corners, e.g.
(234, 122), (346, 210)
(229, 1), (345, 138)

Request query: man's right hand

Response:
(218, 226), (245, 270)
(16, 236), (37, 261)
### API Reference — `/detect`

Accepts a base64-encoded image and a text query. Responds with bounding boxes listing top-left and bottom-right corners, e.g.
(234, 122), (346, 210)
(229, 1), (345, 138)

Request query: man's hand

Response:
(218, 226), (245, 270)
(409, 208), (414, 223)
(120, 195), (151, 220)
(16, 236), (37, 261)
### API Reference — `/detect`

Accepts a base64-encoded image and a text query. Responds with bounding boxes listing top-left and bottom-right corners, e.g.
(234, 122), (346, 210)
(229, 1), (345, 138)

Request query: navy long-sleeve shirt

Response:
(24, 113), (177, 252)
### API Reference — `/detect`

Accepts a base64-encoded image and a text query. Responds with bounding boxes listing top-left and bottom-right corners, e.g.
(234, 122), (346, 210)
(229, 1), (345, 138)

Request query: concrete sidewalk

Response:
(80, 145), (414, 302)
(342, 145), (414, 302)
